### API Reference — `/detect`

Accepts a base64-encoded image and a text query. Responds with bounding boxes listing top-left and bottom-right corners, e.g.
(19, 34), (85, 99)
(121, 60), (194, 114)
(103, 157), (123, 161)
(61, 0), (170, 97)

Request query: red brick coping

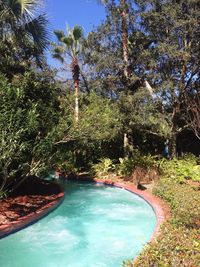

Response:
(0, 191), (64, 239)
(94, 179), (169, 241)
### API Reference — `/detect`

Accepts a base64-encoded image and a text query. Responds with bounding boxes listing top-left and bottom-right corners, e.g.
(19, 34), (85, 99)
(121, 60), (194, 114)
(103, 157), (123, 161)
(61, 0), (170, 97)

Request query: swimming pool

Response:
(0, 181), (157, 267)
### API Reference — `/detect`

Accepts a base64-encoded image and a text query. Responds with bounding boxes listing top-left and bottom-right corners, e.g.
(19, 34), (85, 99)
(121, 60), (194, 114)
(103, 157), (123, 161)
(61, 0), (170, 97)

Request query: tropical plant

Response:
(117, 150), (158, 177)
(92, 158), (115, 177)
(52, 25), (84, 123)
(158, 154), (200, 183)
(0, 0), (49, 74)
(0, 71), (59, 196)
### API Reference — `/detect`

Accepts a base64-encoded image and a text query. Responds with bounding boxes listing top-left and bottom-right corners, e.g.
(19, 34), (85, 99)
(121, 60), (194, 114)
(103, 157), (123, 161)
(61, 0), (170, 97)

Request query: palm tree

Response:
(52, 25), (84, 123)
(0, 0), (49, 64)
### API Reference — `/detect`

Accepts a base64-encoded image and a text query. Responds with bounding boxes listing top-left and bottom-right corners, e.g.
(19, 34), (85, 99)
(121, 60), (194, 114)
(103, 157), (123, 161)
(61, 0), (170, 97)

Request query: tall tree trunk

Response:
(120, 0), (130, 157)
(170, 62), (187, 157)
(74, 79), (79, 123)
(170, 116), (177, 157)
(72, 58), (80, 124)
(121, 0), (129, 80)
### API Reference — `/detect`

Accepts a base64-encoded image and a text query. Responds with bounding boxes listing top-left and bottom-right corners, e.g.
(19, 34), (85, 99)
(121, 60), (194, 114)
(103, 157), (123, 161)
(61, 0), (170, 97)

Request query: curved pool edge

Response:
(0, 178), (169, 242)
(0, 185), (65, 239)
(94, 179), (170, 241)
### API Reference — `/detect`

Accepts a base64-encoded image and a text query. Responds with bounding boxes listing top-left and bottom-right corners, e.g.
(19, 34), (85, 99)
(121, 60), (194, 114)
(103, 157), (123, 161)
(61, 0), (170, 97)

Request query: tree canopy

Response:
(0, 0), (199, 196)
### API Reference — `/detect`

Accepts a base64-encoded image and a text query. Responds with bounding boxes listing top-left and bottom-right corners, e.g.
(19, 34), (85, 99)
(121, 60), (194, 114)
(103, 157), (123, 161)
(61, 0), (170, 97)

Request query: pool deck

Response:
(0, 178), (169, 241)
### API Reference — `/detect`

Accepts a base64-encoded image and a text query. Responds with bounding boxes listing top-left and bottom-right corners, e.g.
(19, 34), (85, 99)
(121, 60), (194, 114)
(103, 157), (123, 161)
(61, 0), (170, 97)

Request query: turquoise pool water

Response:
(0, 182), (156, 267)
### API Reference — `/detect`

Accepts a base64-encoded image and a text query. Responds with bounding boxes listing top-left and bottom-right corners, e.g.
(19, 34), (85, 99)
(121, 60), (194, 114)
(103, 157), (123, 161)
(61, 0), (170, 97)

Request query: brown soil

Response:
(0, 177), (62, 226)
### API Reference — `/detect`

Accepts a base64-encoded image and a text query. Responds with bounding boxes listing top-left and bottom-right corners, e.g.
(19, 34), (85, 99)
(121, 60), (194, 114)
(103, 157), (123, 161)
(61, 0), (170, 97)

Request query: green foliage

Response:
(92, 158), (115, 177)
(56, 161), (78, 176)
(0, 72), (59, 195)
(117, 151), (157, 177)
(124, 176), (200, 267)
(117, 157), (135, 177)
(158, 154), (200, 182)
(78, 92), (122, 142)
(0, 191), (7, 200)
(138, 0), (199, 153)
(119, 90), (171, 140)
(52, 25), (84, 62)
(84, 0), (200, 156)
(53, 91), (122, 168)
(154, 179), (200, 228)
(124, 223), (200, 267)
(0, 0), (49, 76)
(123, 152), (200, 266)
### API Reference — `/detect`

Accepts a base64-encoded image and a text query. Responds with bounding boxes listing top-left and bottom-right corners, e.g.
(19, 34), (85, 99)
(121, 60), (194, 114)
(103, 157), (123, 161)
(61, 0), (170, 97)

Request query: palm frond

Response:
(53, 46), (65, 54)
(52, 53), (64, 63)
(62, 36), (73, 48)
(72, 26), (83, 41)
(2, 0), (39, 20)
(24, 14), (49, 50)
(54, 30), (65, 42)
(17, 0), (39, 16)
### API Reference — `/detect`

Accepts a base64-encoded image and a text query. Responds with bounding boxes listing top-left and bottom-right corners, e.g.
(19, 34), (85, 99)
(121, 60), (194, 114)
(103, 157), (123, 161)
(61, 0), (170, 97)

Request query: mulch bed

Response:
(0, 177), (63, 226)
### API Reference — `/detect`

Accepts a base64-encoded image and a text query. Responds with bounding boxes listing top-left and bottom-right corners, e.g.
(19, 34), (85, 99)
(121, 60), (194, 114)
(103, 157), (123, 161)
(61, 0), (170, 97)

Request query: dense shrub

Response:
(0, 72), (59, 197)
(55, 161), (78, 177)
(91, 151), (159, 180)
(154, 179), (200, 228)
(158, 154), (200, 182)
(123, 177), (200, 267)
(53, 92), (123, 169)
(117, 151), (158, 177)
(124, 223), (200, 267)
(92, 158), (115, 177)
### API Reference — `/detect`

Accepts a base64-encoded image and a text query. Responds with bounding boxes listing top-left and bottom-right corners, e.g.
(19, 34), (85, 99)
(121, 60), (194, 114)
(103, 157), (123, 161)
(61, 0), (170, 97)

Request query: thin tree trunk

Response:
(123, 132), (129, 157)
(180, 61), (187, 98)
(120, 0), (130, 157)
(170, 123), (177, 158)
(74, 79), (79, 123)
(72, 58), (80, 124)
(121, 0), (129, 80)
(169, 61), (187, 157)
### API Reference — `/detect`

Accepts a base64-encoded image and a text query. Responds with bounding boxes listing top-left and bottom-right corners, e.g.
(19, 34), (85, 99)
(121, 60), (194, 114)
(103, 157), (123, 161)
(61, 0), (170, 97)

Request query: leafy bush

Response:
(117, 157), (136, 177)
(124, 176), (200, 267)
(117, 151), (158, 177)
(158, 154), (200, 183)
(92, 158), (115, 177)
(154, 179), (200, 228)
(124, 223), (200, 267)
(0, 72), (59, 195)
(53, 91), (123, 169)
(56, 161), (78, 176)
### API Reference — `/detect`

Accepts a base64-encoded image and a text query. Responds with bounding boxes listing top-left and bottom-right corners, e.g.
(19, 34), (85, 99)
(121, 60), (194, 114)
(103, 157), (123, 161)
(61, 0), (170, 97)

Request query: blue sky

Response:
(45, 0), (106, 36)
(45, 0), (106, 67)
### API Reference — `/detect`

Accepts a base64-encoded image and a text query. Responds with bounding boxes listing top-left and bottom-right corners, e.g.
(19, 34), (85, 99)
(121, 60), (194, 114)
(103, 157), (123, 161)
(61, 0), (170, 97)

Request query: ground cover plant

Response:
(158, 154), (200, 183)
(123, 159), (200, 267)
